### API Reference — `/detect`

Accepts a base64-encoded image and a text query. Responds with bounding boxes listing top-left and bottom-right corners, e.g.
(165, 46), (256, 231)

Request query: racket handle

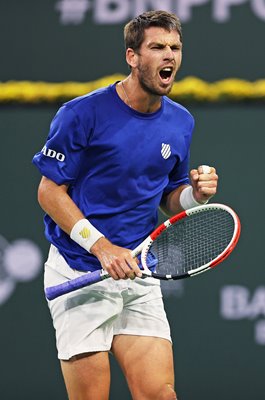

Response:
(45, 269), (109, 300)
(45, 244), (157, 300)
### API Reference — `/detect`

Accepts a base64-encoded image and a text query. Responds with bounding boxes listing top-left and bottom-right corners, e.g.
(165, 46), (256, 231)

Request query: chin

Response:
(157, 78), (175, 93)
(141, 79), (173, 97)
(158, 84), (174, 96)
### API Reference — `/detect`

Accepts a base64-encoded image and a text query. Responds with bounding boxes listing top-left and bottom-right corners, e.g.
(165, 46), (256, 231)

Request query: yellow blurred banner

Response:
(1, 75), (265, 103)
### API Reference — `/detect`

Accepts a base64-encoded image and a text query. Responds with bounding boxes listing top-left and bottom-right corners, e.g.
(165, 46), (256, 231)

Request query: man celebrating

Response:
(33, 10), (218, 400)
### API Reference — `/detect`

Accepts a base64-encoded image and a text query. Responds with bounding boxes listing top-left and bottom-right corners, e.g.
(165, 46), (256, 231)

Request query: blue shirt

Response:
(33, 83), (194, 271)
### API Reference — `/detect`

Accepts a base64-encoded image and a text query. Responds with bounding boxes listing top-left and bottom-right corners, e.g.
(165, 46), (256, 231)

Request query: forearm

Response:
(160, 185), (188, 216)
(37, 176), (141, 278)
(37, 176), (85, 235)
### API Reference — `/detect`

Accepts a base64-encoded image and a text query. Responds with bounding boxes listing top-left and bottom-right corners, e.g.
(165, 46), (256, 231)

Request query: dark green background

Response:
(0, 1), (264, 399)
(0, 1), (264, 82)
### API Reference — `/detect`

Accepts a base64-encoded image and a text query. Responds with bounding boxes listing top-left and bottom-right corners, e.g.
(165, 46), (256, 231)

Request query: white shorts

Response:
(44, 245), (172, 360)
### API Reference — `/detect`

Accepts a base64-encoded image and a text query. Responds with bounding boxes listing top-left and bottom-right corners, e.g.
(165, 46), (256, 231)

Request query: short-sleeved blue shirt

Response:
(33, 83), (194, 271)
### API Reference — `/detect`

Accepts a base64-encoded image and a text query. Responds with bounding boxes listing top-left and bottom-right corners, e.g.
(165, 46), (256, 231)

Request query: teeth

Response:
(160, 67), (173, 81)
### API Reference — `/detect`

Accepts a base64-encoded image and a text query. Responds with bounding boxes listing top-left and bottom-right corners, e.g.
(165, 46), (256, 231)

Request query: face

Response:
(129, 27), (182, 96)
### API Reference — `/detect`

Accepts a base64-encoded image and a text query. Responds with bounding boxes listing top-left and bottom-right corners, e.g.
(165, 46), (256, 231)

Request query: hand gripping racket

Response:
(45, 203), (241, 300)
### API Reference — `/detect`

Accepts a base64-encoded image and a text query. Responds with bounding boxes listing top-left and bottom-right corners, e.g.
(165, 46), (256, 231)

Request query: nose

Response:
(163, 46), (175, 61)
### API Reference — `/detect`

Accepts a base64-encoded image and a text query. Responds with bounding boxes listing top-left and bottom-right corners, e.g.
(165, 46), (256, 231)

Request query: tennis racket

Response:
(45, 203), (241, 300)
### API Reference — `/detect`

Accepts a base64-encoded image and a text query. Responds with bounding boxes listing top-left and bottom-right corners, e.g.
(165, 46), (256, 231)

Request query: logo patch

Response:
(161, 143), (171, 160)
(79, 227), (90, 239)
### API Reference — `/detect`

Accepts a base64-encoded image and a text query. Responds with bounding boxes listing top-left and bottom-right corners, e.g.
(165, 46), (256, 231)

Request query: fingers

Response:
(190, 166), (216, 181)
(107, 252), (142, 280)
(190, 165), (218, 202)
(91, 238), (142, 280)
(198, 165), (216, 176)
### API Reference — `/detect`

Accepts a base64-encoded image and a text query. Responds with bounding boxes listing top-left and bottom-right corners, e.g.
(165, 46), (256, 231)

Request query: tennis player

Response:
(33, 10), (218, 400)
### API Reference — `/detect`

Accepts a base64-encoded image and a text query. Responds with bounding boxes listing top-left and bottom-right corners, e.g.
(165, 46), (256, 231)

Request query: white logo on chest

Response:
(161, 143), (171, 160)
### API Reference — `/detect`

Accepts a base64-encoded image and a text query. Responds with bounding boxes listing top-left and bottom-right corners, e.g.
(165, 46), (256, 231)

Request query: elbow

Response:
(37, 180), (48, 211)
(37, 177), (55, 212)
(37, 177), (68, 213)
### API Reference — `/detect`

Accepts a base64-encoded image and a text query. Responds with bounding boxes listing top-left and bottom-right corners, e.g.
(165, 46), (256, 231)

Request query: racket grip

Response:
(45, 269), (107, 300)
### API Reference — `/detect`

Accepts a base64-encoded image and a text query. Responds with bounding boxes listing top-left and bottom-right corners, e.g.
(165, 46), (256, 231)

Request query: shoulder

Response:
(52, 85), (114, 131)
(164, 96), (193, 118)
(163, 96), (195, 130)
(63, 85), (112, 114)
(164, 96), (195, 131)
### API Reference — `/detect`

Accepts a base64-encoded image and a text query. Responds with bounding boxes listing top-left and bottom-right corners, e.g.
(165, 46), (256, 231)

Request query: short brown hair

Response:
(124, 10), (182, 52)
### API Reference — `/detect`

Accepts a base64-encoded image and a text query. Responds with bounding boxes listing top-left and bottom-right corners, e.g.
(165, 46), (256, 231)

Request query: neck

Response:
(117, 75), (162, 113)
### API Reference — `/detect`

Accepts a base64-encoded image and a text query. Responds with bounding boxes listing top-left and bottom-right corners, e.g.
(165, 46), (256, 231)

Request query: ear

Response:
(126, 48), (139, 69)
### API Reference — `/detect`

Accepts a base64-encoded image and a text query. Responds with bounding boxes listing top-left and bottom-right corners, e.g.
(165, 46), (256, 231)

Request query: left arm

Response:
(160, 166), (218, 216)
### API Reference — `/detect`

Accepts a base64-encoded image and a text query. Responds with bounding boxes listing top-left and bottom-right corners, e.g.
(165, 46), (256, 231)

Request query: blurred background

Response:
(0, 1), (264, 399)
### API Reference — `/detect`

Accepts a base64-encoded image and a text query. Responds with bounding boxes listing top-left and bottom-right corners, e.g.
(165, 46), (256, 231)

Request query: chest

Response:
(87, 116), (187, 178)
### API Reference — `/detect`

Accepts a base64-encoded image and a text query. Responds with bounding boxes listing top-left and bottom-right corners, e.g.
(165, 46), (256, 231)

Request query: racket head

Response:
(140, 203), (241, 280)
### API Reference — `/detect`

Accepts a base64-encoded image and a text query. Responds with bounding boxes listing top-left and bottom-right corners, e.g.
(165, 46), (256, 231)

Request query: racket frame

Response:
(139, 203), (241, 279)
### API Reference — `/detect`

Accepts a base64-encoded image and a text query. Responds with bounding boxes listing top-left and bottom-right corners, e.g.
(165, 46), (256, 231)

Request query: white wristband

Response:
(70, 219), (104, 253)
(179, 186), (208, 210)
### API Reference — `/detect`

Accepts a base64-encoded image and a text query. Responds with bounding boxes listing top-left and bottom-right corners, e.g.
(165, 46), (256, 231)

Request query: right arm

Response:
(38, 176), (141, 279)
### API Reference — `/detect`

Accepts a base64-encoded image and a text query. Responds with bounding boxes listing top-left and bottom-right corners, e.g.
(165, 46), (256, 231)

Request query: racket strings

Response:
(150, 209), (235, 276)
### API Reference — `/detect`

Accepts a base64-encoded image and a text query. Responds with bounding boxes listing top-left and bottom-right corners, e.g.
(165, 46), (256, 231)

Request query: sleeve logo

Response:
(41, 145), (66, 162)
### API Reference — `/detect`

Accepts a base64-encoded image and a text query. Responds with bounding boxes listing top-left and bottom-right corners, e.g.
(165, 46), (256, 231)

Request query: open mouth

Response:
(159, 67), (173, 82)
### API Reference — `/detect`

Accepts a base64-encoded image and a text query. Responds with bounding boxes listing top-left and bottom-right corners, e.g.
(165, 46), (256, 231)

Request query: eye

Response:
(171, 46), (181, 52)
